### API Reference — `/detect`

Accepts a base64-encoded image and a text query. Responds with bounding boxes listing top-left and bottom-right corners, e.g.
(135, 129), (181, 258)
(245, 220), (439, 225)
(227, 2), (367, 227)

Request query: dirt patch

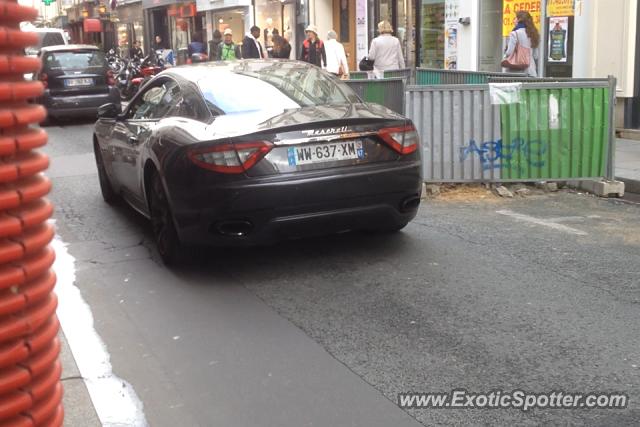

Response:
(430, 184), (500, 202)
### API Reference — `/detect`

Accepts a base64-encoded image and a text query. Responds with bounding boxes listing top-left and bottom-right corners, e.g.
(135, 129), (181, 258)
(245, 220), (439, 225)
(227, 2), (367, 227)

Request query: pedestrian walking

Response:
(271, 35), (291, 59)
(324, 30), (349, 78)
(300, 25), (326, 68)
(502, 10), (540, 77)
(218, 28), (242, 61)
(367, 21), (405, 78)
(188, 31), (205, 55)
(208, 29), (222, 61)
(242, 26), (265, 59)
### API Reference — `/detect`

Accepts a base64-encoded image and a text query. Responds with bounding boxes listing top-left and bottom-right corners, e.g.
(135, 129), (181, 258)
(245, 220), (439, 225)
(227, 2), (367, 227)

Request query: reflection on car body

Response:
(93, 60), (422, 264)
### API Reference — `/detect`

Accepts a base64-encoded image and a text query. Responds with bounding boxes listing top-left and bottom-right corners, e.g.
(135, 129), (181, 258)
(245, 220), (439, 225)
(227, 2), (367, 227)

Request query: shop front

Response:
(365, 0), (416, 68)
(115, 0), (145, 56)
(143, 0), (201, 62)
(196, 0), (251, 56)
(196, 0), (308, 60)
(65, 1), (117, 50)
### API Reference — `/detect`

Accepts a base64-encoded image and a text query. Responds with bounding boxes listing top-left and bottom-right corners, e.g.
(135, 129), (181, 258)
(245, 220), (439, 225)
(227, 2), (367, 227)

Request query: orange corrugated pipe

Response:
(0, 1), (63, 425)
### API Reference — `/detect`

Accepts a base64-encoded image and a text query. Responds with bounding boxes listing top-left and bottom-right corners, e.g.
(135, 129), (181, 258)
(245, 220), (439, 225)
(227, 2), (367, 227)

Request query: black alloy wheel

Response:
(94, 142), (118, 204)
(149, 172), (181, 265)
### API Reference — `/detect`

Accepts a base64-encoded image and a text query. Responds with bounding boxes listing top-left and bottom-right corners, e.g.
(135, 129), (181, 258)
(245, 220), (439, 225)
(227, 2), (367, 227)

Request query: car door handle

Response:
(128, 136), (138, 144)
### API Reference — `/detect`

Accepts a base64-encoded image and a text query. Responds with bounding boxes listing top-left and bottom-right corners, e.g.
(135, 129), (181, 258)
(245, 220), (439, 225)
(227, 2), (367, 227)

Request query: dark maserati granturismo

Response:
(93, 60), (422, 264)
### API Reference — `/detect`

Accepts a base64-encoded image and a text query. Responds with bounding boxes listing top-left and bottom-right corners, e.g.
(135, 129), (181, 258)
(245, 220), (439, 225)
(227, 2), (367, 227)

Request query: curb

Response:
(59, 330), (101, 427)
(616, 176), (640, 194)
(616, 129), (640, 141)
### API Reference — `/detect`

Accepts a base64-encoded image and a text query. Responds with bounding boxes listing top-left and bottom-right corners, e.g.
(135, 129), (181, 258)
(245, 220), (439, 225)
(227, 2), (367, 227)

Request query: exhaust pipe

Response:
(400, 195), (421, 212)
(214, 220), (254, 237)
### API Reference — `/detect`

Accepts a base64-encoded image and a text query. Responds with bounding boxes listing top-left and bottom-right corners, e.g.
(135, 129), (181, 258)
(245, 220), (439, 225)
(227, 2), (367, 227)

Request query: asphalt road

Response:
(45, 121), (639, 426)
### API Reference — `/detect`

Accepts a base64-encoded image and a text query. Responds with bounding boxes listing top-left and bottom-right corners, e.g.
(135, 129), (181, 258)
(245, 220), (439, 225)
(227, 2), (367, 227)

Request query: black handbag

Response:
(359, 57), (374, 71)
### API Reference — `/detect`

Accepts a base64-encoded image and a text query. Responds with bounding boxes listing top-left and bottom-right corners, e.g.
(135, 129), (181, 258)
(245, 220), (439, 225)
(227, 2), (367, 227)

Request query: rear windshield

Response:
(197, 64), (359, 115)
(43, 51), (106, 70)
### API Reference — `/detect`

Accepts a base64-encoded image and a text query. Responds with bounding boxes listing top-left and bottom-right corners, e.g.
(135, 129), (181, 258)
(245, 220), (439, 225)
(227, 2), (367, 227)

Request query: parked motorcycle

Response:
(116, 53), (165, 101)
(106, 48), (124, 74)
(116, 58), (141, 101)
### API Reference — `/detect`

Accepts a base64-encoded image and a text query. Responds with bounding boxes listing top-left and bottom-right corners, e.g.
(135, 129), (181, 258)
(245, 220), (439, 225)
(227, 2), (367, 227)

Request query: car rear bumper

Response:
(39, 87), (120, 118)
(167, 161), (423, 246)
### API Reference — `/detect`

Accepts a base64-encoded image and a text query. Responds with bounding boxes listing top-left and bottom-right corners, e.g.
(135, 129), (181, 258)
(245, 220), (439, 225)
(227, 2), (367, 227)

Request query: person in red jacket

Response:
(299, 25), (326, 68)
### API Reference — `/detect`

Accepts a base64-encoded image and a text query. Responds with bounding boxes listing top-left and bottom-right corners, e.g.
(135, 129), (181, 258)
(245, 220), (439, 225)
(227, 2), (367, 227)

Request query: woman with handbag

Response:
(324, 30), (349, 78)
(367, 21), (405, 79)
(502, 10), (540, 77)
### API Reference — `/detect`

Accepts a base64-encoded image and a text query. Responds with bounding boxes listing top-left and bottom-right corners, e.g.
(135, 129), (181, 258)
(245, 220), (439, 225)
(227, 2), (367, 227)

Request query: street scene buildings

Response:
(24, 0), (640, 129)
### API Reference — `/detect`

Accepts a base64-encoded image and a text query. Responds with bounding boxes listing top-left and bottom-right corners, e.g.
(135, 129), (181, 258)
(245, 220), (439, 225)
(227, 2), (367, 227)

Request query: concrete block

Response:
(424, 184), (440, 197)
(567, 179), (625, 198)
(515, 187), (532, 197)
(495, 186), (514, 198)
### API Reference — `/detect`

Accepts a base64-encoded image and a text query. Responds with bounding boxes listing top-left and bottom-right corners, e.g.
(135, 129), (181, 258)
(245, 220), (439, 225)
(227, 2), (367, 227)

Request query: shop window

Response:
(254, 0), (282, 53)
(478, 0), (502, 71)
(340, 0), (350, 42)
(420, 0), (445, 69)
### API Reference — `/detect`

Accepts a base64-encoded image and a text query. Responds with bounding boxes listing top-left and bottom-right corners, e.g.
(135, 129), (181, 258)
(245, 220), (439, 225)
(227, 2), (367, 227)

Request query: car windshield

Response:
(197, 64), (360, 115)
(43, 50), (105, 70)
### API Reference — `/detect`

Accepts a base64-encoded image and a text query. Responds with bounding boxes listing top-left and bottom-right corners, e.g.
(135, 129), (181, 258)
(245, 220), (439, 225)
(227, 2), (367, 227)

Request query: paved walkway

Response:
(616, 138), (640, 193)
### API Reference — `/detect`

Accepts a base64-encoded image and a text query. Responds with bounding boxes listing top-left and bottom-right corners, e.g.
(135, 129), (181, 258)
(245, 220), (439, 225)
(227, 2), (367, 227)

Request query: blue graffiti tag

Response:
(460, 138), (547, 171)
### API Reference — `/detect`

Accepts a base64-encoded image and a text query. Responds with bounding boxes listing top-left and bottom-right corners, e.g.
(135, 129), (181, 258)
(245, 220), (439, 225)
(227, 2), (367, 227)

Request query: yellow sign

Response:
(502, 0), (542, 37)
(547, 0), (574, 17)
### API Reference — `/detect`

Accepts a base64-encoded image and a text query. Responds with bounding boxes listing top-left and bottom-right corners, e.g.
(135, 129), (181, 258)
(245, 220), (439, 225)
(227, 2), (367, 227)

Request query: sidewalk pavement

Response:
(59, 331), (101, 427)
(616, 138), (640, 193)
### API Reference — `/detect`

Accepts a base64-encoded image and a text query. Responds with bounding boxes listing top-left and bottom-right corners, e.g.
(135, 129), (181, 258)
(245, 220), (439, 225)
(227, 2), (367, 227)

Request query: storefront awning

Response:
(83, 18), (102, 32)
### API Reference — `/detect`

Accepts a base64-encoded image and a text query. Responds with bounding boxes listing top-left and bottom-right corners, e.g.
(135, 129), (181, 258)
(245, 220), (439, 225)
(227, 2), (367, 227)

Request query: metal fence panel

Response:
(383, 68), (413, 83)
(406, 79), (614, 183)
(407, 86), (502, 181)
(499, 85), (610, 180)
(416, 68), (525, 85)
(345, 78), (405, 114)
(348, 71), (369, 80)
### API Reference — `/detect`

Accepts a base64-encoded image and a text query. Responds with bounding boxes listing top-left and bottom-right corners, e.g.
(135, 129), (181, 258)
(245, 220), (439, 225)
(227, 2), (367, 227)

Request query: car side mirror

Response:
(97, 103), (120, 119)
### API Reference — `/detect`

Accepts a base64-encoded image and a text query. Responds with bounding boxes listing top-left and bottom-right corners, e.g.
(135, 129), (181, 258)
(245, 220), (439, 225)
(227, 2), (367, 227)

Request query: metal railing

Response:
(416, 68), (525, 85)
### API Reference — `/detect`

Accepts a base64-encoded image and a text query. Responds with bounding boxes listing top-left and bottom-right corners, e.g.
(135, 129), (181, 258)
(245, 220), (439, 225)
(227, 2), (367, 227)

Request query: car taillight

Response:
(39, 72), (47, 89)
(378, 125), (419, 155)
(188, 141), (273, 174)
(106, 69), (115, 85)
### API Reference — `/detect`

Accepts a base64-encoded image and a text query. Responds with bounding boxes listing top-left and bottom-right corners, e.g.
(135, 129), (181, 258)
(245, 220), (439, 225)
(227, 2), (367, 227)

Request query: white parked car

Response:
(22, 26), (70, 80)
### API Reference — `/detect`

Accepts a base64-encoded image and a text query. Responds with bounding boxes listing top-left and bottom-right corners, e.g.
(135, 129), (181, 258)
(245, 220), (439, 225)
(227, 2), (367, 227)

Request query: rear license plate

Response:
(287, 140), (365, 166)
(65, 78), (93, 87)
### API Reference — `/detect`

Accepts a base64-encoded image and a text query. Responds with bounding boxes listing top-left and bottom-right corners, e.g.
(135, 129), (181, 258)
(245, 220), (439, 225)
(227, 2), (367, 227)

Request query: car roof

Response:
(40, 44), (98, 52)
(163, 59), (318, 81)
